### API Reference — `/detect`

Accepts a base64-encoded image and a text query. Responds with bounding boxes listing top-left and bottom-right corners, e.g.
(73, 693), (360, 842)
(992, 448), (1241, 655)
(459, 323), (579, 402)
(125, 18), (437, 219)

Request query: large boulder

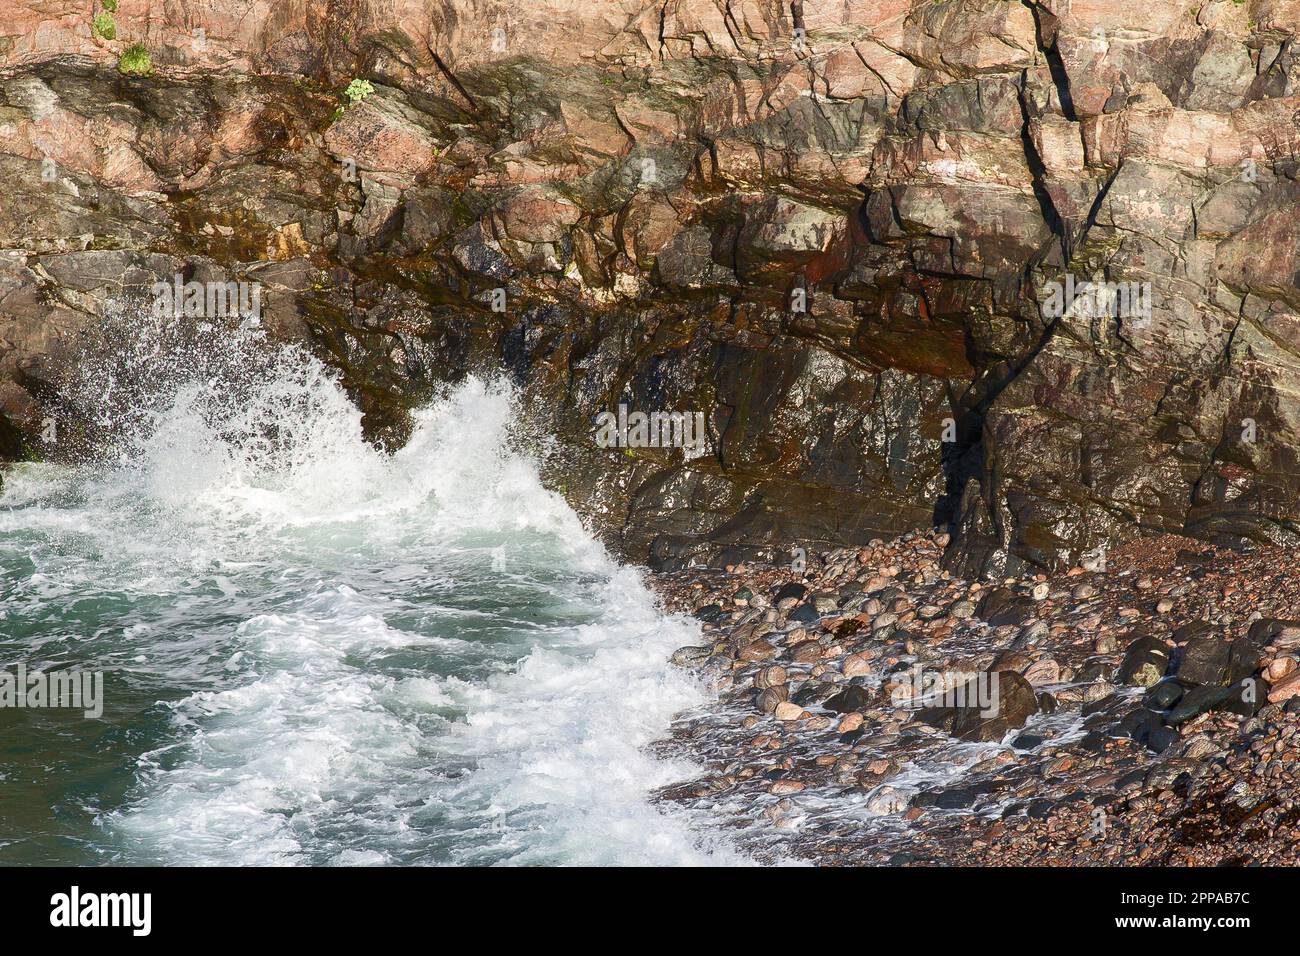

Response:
(1175, 635), (1259, 688)
(915, 670), (1038, 743)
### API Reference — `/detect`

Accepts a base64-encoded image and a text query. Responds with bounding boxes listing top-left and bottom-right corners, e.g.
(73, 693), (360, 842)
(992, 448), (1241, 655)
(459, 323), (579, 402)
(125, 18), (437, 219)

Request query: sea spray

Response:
(0, 312), (746, 865)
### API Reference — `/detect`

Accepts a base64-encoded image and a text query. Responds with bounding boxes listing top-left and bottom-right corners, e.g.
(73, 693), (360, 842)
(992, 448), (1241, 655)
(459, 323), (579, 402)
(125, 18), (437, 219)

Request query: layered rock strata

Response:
(2, 1), (1300, 572)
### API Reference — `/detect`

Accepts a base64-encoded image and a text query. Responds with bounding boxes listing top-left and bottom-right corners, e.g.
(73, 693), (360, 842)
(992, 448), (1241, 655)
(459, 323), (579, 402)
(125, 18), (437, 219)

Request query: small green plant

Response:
(117, 43), (152, 76)
(102, 0), (118, 11)
(343, 78), (375, 105)
(329, 78), (375, 124)
(93, 13), (117, 40)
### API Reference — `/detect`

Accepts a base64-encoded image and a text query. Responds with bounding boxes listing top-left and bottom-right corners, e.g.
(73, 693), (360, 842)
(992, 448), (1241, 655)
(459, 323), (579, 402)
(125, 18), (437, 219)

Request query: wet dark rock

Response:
(1117, 709), (1163, 742)
(1147, 725), (1181, 754)
(914, 671), (1038, 743)
(1078, 731), (1108, 753)
(792, 681), (837, 707)
(1118, 635), (1170, 686)
(837, 584), (864, 603)
(811, 592), (840, 612)
(822, 684), (873, 714)
(1247, 618), (1300, 647)
(788, 603), (820, 624)
(774, 582), (808, 604)
(1145, 762), (1196, 792)
(1026, 800), (1056, 820)
(922, 782), (999, 810)
(1221, 677), (1265, 719)
(1165, 684), (1237, 725)
(1175, 635), (1259, 687)
(1083, 709), (1112, 730)
(17, 4), (1300, 873)
(1072, 658), (1114, 683)
(976, 587), (1035, 627)
(1144, 678), (1186, 710)
(1172, 620), (1216, 644)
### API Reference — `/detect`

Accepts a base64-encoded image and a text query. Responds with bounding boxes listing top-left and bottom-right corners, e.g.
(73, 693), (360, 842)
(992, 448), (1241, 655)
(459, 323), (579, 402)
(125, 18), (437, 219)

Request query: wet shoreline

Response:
(649, 531), (1300, 865)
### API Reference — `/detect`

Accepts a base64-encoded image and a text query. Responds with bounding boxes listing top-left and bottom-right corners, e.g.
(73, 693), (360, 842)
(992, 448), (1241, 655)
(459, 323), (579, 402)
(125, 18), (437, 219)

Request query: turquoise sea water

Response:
(0, 328), (738, 866)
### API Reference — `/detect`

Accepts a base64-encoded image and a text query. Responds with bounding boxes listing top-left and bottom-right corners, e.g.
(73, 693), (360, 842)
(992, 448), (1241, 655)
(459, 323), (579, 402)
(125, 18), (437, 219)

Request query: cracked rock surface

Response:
(2, 1), (1300, 573)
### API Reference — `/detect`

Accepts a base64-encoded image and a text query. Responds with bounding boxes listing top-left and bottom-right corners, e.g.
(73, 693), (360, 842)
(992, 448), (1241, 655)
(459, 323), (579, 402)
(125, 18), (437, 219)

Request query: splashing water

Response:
(0, 320), (744, 865)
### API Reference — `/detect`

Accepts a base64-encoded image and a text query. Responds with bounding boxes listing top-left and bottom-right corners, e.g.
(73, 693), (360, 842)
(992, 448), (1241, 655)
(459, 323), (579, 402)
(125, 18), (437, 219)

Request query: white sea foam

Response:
(2, 325), (745, 865)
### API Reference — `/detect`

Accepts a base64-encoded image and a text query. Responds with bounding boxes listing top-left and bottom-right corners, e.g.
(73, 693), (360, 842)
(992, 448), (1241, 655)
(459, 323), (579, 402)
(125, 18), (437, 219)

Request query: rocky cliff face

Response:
(2, 0), (1299, 573)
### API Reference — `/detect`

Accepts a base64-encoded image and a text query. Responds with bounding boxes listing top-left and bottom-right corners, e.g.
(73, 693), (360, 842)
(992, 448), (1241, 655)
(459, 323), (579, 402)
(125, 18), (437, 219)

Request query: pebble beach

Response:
(651, 531), (1300, 865)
